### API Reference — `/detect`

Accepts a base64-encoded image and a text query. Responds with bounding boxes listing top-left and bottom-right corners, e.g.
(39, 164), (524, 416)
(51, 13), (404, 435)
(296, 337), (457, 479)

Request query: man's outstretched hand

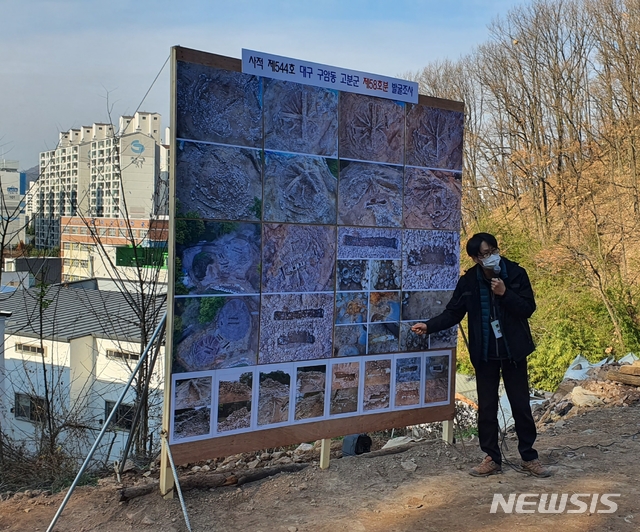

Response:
(411, 323), (428, 336)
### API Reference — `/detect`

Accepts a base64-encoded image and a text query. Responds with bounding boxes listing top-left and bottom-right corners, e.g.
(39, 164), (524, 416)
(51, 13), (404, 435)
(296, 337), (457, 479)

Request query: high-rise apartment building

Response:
(0, 160), (27, 248)
(33, 112), (168, 249)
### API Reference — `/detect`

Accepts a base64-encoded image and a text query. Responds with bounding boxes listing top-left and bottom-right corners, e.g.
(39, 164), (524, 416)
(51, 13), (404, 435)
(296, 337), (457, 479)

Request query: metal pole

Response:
(163, 434), (193, 532)
(46, 312), (167, 532)
(118, 318), (166, 476)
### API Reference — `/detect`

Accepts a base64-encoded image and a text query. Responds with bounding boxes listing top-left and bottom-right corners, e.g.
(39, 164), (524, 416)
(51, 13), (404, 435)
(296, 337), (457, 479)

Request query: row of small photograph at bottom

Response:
(170, 350), (452, 445)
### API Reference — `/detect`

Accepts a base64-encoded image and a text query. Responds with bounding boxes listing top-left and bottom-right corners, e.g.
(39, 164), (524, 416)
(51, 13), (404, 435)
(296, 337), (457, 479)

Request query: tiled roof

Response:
(0, 285), (166, 343)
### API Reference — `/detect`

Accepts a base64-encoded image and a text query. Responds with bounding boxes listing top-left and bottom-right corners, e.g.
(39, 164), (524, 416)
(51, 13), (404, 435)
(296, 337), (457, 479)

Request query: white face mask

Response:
(481, 253), (501, 271)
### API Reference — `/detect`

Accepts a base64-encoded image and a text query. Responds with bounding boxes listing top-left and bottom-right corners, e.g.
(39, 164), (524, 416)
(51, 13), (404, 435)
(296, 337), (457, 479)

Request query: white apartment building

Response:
(0, 160), (27, 249)
(34, 113), (168, 249)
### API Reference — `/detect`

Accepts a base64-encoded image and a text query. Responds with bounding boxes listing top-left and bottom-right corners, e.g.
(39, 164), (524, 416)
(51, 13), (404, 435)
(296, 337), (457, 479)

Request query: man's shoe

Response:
(521, 459), (551, 478)
(469, 455), (502, 477)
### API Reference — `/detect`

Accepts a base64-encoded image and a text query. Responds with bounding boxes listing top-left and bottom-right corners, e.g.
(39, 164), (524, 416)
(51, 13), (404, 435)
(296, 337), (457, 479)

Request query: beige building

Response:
(34, 113), (167, 249)
(60, 216), (168, 286)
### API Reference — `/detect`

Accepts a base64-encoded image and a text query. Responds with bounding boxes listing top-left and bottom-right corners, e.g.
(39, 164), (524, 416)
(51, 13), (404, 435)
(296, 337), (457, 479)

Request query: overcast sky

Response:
(1, 0), (521, 170)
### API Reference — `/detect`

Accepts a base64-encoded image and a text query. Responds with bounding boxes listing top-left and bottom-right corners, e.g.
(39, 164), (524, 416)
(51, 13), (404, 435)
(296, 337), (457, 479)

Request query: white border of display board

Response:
(242, 49), (419, 103)
(162, 46), (464, 472)
(168, 350), (453, 444)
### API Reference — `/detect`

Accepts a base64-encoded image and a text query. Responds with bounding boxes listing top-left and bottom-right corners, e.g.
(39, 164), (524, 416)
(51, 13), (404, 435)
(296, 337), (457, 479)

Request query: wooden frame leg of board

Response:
(159, 438), (175, 499)
(442, 420), (454, 444)
(320, 438), (331, 469)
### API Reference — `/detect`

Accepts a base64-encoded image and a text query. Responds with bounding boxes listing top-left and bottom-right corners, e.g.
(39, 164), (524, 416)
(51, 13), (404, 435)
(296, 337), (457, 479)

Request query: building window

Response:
(105, 401), (134, 431)
(106, 349), (140, 361)
(14, 393), (46, 422)
(15, 343), (46, 356)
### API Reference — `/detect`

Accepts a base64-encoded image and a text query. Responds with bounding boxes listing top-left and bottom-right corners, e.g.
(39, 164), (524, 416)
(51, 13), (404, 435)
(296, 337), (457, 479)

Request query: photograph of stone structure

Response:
(175, 142), (262, 221)
(337, 161), (403, 227)
(264, 80), (338, 156)
(259, 293), (333, 364)
(337, 227), (401, 260)
(402, 230), (459, 290)
(172, 376), (213, 440)
(403, 168), (462, 230)
(294, 364), (326, 421)
(339, 93), (404, 164)
(217, 370), (254, 433)
(336, 259), (370, 291)
(334, 324), (367, 357)
(368, 291), (400, 323)
(263, 153), (337, 224)
(262, 224), (336, 292)
(368, 323), (399, 354)
(395, 356), (421, 407)
(177, 222), (261, 295)
(173, 406), (211, 440)
(429, 326), (458, 349)
(174, 377), (212, 410)
(405, 105), (464, 171)
(329, 361), (360, 415)
(401, 290), (453, 322)
(363, 359), (391, 411)
(176, 62), (262, 147)
(399, 322), (430, 352)
(258, 370), (291, 426)
(335, 292), (368, 324)
(369, 260), (401, 291)
(173, 296), (259, 373)
(424, 354), (450, 404)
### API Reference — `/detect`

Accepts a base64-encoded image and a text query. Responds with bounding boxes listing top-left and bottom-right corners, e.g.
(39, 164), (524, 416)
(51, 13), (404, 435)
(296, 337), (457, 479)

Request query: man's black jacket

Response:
(424, 257), (536, 367)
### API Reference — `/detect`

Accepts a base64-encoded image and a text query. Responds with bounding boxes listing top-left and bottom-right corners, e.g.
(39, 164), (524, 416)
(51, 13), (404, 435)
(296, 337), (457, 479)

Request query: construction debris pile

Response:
(533, 356), (640, 429)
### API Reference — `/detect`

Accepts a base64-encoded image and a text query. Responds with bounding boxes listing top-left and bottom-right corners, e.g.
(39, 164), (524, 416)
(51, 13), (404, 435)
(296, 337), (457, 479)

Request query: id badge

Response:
(490, 319), (503, 339)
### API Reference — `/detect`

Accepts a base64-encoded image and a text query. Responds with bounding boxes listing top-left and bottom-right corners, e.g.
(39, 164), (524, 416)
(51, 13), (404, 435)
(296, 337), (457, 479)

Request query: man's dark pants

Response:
(475, 358), (538, 465)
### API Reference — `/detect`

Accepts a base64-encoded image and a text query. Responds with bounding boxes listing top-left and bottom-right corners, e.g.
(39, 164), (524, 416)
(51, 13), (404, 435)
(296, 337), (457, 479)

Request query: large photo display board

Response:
(167, 47), (464, 456)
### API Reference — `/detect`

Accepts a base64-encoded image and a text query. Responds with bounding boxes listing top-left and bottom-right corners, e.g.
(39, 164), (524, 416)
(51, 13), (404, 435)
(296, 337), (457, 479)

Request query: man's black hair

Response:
(466, 232), (498, 257)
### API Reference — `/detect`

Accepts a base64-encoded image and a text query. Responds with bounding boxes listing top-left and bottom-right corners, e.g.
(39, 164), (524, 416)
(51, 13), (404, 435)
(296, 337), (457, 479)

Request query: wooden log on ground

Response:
(618, 365), (640, 376)
(236, 463), (308, 485)
(117, 463), (310, 501)
(607, 370), (640, 387)
(118, 474), (231, 501)
(181, 473), (233, 491)
(118, 483), (157, 502)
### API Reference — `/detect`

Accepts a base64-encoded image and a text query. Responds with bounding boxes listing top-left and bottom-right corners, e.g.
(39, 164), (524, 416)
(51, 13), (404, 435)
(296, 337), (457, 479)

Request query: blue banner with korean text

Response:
(242, 49), (419, 104)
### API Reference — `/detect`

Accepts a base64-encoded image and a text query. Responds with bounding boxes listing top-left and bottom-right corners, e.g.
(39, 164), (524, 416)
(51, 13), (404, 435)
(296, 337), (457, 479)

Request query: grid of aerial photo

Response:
(169, 54), (462, 443)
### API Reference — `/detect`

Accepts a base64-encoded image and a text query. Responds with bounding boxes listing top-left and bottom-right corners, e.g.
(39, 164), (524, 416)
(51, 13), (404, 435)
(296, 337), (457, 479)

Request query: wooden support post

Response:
(442, 420), (454, 444)
(160, 46), (178, 501)
(159, 437), (175, 499)
(319, 438), (331, 470)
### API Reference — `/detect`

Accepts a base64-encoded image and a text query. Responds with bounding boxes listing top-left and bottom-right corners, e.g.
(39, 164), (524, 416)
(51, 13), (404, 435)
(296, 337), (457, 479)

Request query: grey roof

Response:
(0, 284), (166, 343)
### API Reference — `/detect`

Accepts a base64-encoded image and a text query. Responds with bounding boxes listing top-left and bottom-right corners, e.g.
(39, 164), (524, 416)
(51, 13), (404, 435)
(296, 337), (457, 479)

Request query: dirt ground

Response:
(1, 404), (639, 532)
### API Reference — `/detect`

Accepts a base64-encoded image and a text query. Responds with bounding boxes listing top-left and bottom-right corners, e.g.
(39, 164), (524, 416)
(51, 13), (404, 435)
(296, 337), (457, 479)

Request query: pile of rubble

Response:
(533, 358), (640, 428)
(408, 400), (477, 439)
(178, 439), (343, 475)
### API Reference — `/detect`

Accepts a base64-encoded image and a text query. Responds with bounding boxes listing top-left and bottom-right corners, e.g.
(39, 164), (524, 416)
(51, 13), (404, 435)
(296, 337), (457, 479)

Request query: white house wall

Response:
(1, 333), (164, 466)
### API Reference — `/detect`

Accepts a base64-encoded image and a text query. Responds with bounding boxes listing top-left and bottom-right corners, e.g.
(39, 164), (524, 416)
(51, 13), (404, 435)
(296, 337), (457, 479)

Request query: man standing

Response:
(411, 233), (550, 477)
